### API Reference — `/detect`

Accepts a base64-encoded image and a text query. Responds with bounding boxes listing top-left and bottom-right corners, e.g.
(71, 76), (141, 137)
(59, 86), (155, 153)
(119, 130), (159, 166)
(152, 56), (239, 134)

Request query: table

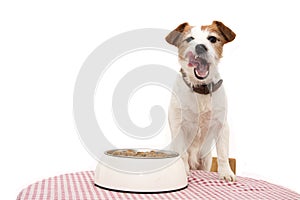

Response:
(17, 170), (300, 200)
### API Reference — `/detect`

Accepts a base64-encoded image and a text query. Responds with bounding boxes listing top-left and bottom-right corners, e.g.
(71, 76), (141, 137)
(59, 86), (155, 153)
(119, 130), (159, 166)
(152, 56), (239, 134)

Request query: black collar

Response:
(180, 69), (223, 95)
(192, 79), (223, 95)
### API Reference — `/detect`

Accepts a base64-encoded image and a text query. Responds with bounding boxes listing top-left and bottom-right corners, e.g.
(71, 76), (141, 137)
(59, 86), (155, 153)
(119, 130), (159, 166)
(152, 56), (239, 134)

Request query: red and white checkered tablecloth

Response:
(17, 170), (300, 200)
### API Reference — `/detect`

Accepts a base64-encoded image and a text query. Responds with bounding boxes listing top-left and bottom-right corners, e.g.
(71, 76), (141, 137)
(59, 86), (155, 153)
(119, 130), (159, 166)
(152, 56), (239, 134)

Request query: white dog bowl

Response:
(94, 149), (188, 193)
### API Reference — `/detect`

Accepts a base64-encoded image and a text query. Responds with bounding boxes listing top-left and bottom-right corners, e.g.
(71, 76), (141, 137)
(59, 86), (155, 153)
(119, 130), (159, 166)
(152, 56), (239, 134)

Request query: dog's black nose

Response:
(195, 44), (208, 54)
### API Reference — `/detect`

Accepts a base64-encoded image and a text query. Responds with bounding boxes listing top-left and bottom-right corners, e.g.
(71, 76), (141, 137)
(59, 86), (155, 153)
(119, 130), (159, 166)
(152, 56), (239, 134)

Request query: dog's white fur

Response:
(166, 21), (236, 181)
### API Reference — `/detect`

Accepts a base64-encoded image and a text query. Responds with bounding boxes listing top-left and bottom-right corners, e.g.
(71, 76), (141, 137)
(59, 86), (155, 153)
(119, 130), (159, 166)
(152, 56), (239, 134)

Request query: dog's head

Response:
(166, 21), (235, 84)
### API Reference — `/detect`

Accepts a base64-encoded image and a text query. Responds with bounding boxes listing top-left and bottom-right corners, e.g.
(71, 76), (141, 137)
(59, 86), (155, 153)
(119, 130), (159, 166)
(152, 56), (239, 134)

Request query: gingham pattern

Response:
(17, 170), (300, 200)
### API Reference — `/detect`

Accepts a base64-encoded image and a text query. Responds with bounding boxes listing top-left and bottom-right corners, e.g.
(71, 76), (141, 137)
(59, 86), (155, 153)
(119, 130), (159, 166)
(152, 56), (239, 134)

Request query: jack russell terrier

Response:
(166, 21), (236, 181)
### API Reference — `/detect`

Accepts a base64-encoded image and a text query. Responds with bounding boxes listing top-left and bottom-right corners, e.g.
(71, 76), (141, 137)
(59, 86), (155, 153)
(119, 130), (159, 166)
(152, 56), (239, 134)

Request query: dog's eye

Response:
(207, 36), (217, 43)
(185, 36), (195, 43)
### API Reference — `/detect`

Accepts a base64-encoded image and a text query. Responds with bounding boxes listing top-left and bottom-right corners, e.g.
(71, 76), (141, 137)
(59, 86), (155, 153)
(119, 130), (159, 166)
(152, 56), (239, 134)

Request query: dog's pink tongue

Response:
(187, 52), (195, 67)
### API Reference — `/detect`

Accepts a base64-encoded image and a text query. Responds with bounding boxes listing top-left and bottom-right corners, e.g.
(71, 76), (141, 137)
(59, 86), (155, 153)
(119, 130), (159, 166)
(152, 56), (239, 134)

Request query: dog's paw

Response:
(218, 169), (236, 182)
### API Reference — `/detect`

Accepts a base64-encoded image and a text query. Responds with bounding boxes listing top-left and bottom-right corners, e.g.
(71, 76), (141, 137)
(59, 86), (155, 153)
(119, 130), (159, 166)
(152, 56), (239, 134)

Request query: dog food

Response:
(111, 149), (168, 158)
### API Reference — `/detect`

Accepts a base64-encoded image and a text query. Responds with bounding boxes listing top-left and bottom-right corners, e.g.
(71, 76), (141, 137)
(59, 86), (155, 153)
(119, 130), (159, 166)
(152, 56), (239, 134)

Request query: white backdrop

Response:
(1, 0), (300, 199)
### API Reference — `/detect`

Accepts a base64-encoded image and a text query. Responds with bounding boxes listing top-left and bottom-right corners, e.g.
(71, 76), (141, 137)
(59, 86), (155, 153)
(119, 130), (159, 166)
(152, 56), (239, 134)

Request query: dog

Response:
(166, 21), (236, 181)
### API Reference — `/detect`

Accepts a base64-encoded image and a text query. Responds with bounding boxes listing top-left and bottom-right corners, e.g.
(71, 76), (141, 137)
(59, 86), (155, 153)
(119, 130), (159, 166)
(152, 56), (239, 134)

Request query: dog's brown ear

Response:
(212, 21), (236, 43)
(165, 22), (190, 47)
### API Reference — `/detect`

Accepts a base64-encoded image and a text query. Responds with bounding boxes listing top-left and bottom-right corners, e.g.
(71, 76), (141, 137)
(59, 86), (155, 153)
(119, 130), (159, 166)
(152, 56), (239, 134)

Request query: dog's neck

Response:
(180, 68), (223, 95)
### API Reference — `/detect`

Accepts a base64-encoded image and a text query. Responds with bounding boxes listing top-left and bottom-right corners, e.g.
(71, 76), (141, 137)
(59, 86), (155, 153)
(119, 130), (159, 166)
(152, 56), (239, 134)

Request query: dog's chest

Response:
(195, 94), (212, 114)
(172, 76), (214, 114)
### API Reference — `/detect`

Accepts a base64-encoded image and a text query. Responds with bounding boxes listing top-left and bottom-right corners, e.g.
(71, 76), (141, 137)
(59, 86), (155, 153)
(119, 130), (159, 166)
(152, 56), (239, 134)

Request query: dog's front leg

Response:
(181, 151), (190, 176)
(216, 122), (236, 181)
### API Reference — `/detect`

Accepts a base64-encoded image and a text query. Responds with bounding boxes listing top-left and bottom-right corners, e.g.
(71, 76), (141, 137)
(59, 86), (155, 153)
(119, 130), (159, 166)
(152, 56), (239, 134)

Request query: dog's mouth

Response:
(186, 51), (209, 80)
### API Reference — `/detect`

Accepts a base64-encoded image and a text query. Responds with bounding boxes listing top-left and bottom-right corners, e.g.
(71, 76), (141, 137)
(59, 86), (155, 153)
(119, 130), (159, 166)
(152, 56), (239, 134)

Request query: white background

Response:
(1, 0), (300, 199)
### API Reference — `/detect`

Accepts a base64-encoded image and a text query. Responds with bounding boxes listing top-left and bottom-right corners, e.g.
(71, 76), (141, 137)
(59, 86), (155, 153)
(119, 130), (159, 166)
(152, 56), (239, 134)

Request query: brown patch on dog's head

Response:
(200, 21), (236, 58)
(202, 21), (236, 44)
(165, 22), (192, 47)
